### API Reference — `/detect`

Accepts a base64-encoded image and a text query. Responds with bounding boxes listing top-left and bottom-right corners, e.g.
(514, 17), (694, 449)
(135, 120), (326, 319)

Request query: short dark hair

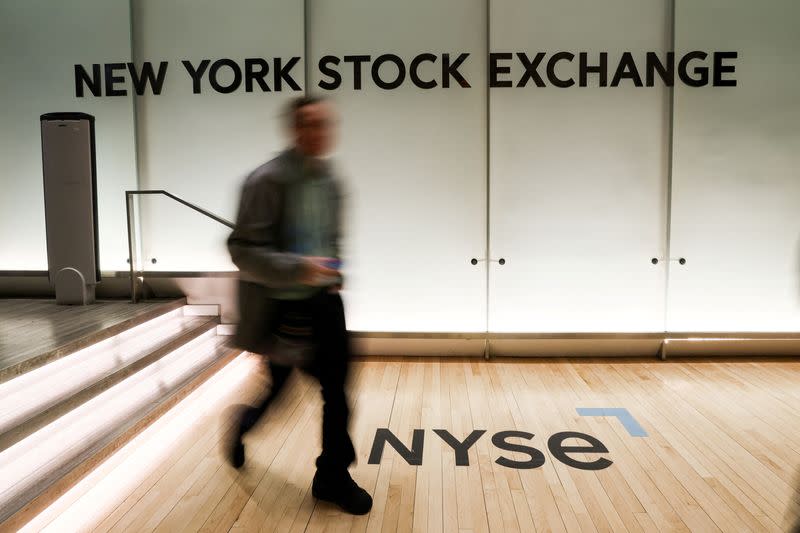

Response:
(284, 95), (327, 130)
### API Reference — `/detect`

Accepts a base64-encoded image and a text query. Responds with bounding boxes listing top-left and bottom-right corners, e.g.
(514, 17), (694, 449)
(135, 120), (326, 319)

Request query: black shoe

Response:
(223, 425), (245, 469)
(223, 405), (249, 469)
(312, 471), (372, 515)
(228, 436), (245, 469)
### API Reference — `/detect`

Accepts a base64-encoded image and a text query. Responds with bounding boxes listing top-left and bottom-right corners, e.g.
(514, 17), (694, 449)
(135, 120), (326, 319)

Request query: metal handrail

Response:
(125, 190), (234, 303)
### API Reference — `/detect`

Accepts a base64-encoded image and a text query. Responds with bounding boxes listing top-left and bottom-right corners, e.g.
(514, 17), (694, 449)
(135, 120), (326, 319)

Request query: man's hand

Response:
(298, 256), (341, 287)
(327, 282), (343, 294)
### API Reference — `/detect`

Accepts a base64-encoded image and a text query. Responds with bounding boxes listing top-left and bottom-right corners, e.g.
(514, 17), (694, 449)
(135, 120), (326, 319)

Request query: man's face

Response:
(294, 101), (337, 157)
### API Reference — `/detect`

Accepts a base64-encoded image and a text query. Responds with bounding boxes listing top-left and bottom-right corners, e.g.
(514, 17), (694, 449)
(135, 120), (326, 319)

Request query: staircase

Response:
(0, 299), (241, 530)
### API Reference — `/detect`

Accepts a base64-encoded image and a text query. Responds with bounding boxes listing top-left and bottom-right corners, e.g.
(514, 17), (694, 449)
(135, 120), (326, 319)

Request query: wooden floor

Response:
(22, 356), (800, 532)
(0, 299), (173, 381)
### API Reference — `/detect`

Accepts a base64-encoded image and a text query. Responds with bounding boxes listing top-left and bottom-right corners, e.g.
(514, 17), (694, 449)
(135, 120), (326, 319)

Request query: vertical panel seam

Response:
(304, 0), (310, 94)
(663, 0), (677, 333)
(485, 0), (492, 353)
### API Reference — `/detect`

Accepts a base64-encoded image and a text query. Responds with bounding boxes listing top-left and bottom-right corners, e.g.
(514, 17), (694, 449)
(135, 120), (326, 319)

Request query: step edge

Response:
(182, 304), (221, 317)
(0, 317), (220, 453)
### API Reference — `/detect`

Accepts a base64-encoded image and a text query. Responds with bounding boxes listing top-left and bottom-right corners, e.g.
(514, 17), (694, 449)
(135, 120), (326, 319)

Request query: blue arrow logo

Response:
(576, 408), (648, 437)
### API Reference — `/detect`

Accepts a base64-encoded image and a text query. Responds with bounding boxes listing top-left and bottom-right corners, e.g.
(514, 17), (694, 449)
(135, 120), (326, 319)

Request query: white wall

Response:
(0, 0), (136, 271)
(132, 0), (304, 272)
(489, 0), (671, 332)
(669, 0), (800, 331)
(2, 0), (798, 334)
(307, 0), (488, 332)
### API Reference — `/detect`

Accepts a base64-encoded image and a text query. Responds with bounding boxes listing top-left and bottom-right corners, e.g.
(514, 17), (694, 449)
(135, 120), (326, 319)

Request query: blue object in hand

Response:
(323, 258), (341, 270)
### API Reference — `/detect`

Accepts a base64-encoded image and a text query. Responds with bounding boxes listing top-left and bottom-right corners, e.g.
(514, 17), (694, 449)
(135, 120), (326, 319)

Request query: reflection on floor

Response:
(20, 355), (800, 532)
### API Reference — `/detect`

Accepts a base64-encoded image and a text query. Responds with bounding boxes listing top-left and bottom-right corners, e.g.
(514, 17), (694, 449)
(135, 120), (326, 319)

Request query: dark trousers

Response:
(238, 289), (356, 477)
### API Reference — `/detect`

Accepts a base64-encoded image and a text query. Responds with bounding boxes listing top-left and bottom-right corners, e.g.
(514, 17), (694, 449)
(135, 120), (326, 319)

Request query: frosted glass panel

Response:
(132, 0), (304, 271)
(307, 0), (488, 332)
(488, 0), (670, 332)
(668, 0), (800, 331)
(0, 0), (136, 271)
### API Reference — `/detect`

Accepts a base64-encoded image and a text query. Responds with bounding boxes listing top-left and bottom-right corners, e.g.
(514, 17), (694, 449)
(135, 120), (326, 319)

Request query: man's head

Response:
(285, 96), (337, 158)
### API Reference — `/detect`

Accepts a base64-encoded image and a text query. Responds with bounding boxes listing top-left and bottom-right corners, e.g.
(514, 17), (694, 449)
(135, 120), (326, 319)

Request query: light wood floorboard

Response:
(23, 357), (800, 533)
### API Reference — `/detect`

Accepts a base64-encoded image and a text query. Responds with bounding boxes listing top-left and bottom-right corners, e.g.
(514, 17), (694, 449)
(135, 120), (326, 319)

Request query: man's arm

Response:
(227, 173), (305, 288)
(330, 177), (347, 290)
(331, 178), (345, 261)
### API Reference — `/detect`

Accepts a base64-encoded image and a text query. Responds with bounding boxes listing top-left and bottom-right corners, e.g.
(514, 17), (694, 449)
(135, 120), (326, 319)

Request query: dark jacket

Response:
(227, 148), (343, 353)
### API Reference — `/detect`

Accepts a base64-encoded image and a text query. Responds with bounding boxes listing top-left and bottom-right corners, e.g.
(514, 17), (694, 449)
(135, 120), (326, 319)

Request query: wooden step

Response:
(0, 298), (187, 385)
(0, 331), (240, 529)
(0, 309), (220, 452)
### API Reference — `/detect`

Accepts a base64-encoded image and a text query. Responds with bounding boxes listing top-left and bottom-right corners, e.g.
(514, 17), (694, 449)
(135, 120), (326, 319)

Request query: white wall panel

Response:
(489, 0), (671, 332)
(307, 0), (488, 332)
(0, 0), (136, 271)
(668, 0), (800, 331)
(132, 0), (304, 271)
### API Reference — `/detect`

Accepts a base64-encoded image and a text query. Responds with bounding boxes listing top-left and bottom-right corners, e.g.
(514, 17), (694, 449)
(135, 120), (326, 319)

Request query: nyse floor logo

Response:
(368, 407), (646, 471)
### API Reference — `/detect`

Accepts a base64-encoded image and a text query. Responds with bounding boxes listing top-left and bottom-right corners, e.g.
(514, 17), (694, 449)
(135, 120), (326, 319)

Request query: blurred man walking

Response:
(226, 96), (371, 515)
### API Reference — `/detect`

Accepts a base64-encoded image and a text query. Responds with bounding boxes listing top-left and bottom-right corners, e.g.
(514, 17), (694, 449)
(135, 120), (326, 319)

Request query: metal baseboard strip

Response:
(348, 332), (800, 358)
